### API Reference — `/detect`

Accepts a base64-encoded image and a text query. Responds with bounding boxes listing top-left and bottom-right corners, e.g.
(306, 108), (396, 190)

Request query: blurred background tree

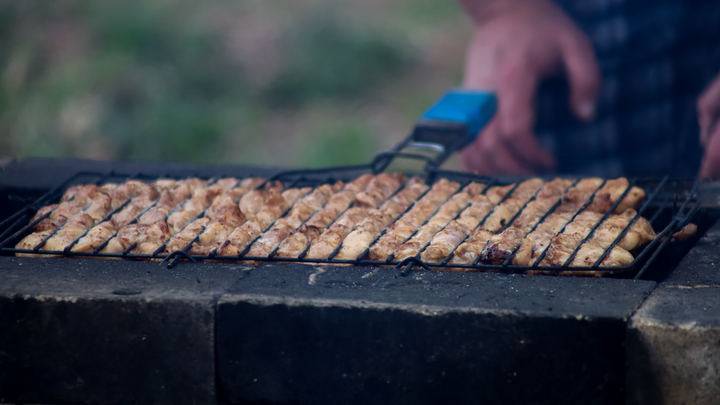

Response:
(0, 0), (471, 168)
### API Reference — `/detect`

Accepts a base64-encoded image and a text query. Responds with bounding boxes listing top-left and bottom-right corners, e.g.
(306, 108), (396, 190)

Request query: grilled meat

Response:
(165, 217), (210, 253)
(275, 176), (374, 259)
(18, 174), (662, 273)
(449, 229), (494, 265)
(305, 207), (368, 259)
(41, 213), (96, 251)
(335, 178), (428, 261)
(71, 222), (118, 252)
(392, 188), (476, 262)
(246, 183), (339, 258)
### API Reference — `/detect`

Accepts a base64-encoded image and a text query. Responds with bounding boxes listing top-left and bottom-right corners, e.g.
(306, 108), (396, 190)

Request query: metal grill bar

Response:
(468, 181), (545, 267)
(530, 179), (608, 267)
(265, 175), (337, 259)
(632, 178), (700, 279)
(589, 177), (669, 268)
(323, 178), (414, 262)
(0, 171), (145, 251)
(333, 178), (440, 263)
(0, 171), (111, 233)
(498, 179), (582, 268)
(63, 172), (179, 253)
(381, 178), (476, 264)
(235, 180), (347, 261)
(421, 181), (524, 267)
(560, 178), (640, 268)
(435, 179), (501, 266)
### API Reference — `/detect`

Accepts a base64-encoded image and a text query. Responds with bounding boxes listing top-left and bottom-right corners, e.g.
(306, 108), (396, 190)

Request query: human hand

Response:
(459, 0), (600, 174)
(698, 71), (720, 178)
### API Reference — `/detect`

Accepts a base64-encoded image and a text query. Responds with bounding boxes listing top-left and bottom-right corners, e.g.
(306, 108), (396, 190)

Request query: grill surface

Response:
(0, 164), (701, 278)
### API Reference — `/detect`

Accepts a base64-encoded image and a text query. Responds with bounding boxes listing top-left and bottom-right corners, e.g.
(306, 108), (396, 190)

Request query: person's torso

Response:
(535, 0), (720, 177)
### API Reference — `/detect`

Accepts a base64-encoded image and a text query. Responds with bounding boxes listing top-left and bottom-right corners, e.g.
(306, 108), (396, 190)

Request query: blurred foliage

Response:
(0, 0), (470, 168)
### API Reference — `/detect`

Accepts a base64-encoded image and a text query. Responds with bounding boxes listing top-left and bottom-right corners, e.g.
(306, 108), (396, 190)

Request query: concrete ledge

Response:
(217, 264), (655, 405)
(0, 257), (251, 405)
(628, 287), (720, 405)
(628, 221), (720, 405)
(0, 294), (215, 405)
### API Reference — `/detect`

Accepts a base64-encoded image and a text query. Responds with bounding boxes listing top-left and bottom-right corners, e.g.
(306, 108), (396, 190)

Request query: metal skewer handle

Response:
(378, 90), (497, 172)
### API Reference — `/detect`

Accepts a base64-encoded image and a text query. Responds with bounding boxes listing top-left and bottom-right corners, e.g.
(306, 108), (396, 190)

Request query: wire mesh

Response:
(0, 167), (700, 277)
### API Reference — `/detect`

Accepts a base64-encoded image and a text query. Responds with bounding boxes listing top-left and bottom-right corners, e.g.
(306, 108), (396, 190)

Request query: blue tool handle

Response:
(413, 89), (497, 150)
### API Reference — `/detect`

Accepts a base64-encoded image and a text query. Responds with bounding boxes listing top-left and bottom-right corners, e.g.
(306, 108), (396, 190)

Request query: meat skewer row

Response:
(590, 208), (656, 252)
(245, 182), (345, 258)
(96, 195), (174, 255)
(51, 179), (205, 251)
(21, 193), (101, 249)
(165, 179), (265, 255)
(542, 208), (657, 268)
(566, 211), (656, 268)
(477, 178), (575, 265)
(38, 213), (97, 253)
(204, 178), (265, 220)
(303, 207), (369, 260)
(304, 173), (407, 260)
(422, 178), (567, 265)
(164, 217), (210, 254)
(214, 187), (312, 256)
(180, 179), (273, 256)
(533, 177), (647, 267)
(72, 179), (206, 253)
(584, 178), (645, 214)
(509, 178), (576, 234)
(31, 182), (129, 233)
(419, 193), (496, 264)
(334, 177), (429, 261)
(238, 180), (285, 218)
(516, 210), (604, 267)
(274, 175), (375, 258)
(446, 178), (547, 266)
(507, 178), (606, 266)
(187, 206), (248, 255)
(368, 179), (466, 261)
(392, 180), (496, 263)
(101, 220), (172, 255)
(166, 180), (251, 235)
(139, 178), (224, 226)
(107, 180), (161, 210)
(412, 182), (517, 262)
(413, 182), (517, 261)
(169, 186), (299, 256)
(482, 178), (545, 233)
(18, 181), (138, 252)
(137, 180), (242, 256)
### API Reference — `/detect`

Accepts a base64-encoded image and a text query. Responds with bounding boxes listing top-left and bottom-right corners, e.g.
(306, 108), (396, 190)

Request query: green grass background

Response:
(0, 0), (471, 169)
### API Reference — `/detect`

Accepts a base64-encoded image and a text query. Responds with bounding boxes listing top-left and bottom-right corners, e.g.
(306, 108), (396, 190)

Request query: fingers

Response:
(460, 121), (535, 175)
(496, 60), (556, 169)
(700, 124), (720, 179)
(698, 75), (720, 146)
(560, 31), (601, 121)
(502, 131), (556, 169)
(497, 58), (536, 137)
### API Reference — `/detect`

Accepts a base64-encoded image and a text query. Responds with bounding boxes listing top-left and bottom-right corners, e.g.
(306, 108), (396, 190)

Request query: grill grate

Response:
(0, 166), (701, 278)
